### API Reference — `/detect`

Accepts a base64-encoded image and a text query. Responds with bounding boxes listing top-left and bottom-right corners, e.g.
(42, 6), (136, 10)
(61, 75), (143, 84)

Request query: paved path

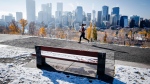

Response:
(24, 58), (114, 78)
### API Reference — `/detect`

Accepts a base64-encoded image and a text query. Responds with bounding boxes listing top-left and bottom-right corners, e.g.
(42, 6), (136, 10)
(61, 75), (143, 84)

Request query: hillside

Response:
(0, 36), (150, 65)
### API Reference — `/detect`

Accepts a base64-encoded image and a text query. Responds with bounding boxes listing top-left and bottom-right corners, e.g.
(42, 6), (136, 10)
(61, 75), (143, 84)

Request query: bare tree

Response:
(29, 22), (36, 35)
(0, 26), (4, 33)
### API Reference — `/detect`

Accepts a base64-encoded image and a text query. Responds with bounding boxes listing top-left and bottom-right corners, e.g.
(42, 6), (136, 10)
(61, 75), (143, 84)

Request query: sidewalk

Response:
(24, 58), (115, 78)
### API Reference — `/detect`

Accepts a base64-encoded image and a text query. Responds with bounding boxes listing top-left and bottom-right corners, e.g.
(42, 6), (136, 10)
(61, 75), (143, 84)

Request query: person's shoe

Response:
(78, 42), (81, 43)
(88, 40), (89, 43)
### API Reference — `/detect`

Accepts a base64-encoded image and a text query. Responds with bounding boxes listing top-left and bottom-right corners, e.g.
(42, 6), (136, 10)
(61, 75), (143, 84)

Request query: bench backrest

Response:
(40, 46), (98, 57)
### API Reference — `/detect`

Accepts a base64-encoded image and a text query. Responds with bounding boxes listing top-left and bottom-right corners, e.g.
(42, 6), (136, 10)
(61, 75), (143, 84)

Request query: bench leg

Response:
(97, 53), (106, 79)
(42, 57), (46, 65)
(35, 46), (46, 68)
(36, 57), (45, 68)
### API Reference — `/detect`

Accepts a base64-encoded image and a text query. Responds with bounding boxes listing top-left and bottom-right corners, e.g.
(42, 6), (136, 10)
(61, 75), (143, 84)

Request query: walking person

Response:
(78, 24), (89, 43)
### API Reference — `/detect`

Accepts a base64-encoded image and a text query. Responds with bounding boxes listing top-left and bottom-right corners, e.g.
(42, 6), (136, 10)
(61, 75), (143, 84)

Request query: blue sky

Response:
(0, 0), (150, 19)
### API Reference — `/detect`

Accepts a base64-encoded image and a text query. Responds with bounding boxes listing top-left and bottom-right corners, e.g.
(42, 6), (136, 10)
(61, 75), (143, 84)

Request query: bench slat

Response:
(32, 54), (98, 65)
(40, 46), (98, 57)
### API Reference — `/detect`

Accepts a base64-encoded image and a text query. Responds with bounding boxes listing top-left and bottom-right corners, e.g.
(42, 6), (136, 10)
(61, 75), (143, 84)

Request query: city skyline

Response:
(0, 0), (150, 19)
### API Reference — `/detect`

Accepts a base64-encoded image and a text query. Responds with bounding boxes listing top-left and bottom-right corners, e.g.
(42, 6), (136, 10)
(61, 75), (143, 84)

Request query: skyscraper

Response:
(16, 12), (23, 22)
(47, 3), (52, 20)
(110, 14), (117, 26)
(5, 15), (13, 22)
(92, 10), (96, 21)
(120, 16), (128, 28)
(87, 13), (91, 21)
(1, 15), (5, 21)
(112, 7), (120, 25)
(62, 12), (68, 26)
(82, 12), (86, 21)
(38, 11), (43, 22)
(102, 6), (109, 21)
(57, 2), (63, 12)
(67, 12), (73, 27)
(56, 2), (63, 19)
(40, 3), (52, 24)
(55, 2), (63, 27)
(75, 6), (83, 25)
(130, 15), (140, 27)
(42, 3), (52, 18)
(97, 11), (102, 27)
(26, 0), (35, 22)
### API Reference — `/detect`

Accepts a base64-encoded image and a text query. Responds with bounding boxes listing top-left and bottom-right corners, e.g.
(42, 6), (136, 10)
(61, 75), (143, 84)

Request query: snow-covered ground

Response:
(115, 65), (150, 84)
(0, 44), (150, 84)
(0, 63), (150, 84)
(0, 63), (107, 84)
(0, 44), (34, 58)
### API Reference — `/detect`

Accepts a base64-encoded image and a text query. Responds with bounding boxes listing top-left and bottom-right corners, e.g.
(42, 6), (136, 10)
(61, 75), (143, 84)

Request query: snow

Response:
(0, 63), (150, 84)
(0, 44), (150, 84)
(0, 63), (106, 84)
(0, 44), (34, 58)
(114, 65), (150, 84)
(41, 51), (97, 63)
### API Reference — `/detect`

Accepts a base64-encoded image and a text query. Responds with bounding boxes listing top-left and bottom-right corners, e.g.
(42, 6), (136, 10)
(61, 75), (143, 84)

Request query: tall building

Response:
(57, 2), (63, 12)
(75, 6), (83, 25)
(16, 12), (23, 22)
(62, 15), (68, 26)
(39, 3), (52, 24)
(110, 14), (117, 26)
(82, 11), (86, 22)
(9, 13), (15, 20)
(87, 13), (91, 21)
(92, 10), (96, 21)
(102, 6), (109, 21)
(42, 3), (52, 19)
(112, 7), (120, 25)
(55, 2), (63, 27)
(56, 2), (63, 19)
(67, 12), (72, 27)
(101, 21), (110, 28)
(5, 15), (13, 22)
(130, 15), (140, 27)
(47, 3), (52, 20)
(38, 11), (43, 22)
(108, 14), (110, 21)
(120, 16), (128, 28)
(26, 0), (35, 22)
(1, 15), (5, 21)
(97, 11), (102, 27)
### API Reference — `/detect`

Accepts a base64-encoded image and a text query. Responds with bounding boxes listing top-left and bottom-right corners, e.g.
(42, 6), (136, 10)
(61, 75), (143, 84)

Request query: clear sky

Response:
(0, 0), (150, 19)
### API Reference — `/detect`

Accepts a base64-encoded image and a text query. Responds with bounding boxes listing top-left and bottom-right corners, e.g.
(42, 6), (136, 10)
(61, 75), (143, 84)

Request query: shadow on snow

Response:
(40, 63), (125, 84)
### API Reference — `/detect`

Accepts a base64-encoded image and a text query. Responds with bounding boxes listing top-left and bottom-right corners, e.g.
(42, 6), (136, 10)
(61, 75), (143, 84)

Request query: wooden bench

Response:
(32, 46), (106, 79)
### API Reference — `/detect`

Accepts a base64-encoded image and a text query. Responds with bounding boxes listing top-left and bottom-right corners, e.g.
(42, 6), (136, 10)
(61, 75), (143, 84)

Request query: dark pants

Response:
(79, 33), (89, 42)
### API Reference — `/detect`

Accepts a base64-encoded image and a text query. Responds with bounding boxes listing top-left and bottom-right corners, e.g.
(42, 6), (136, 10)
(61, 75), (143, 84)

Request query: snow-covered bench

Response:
(32, 46), (106, 79)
